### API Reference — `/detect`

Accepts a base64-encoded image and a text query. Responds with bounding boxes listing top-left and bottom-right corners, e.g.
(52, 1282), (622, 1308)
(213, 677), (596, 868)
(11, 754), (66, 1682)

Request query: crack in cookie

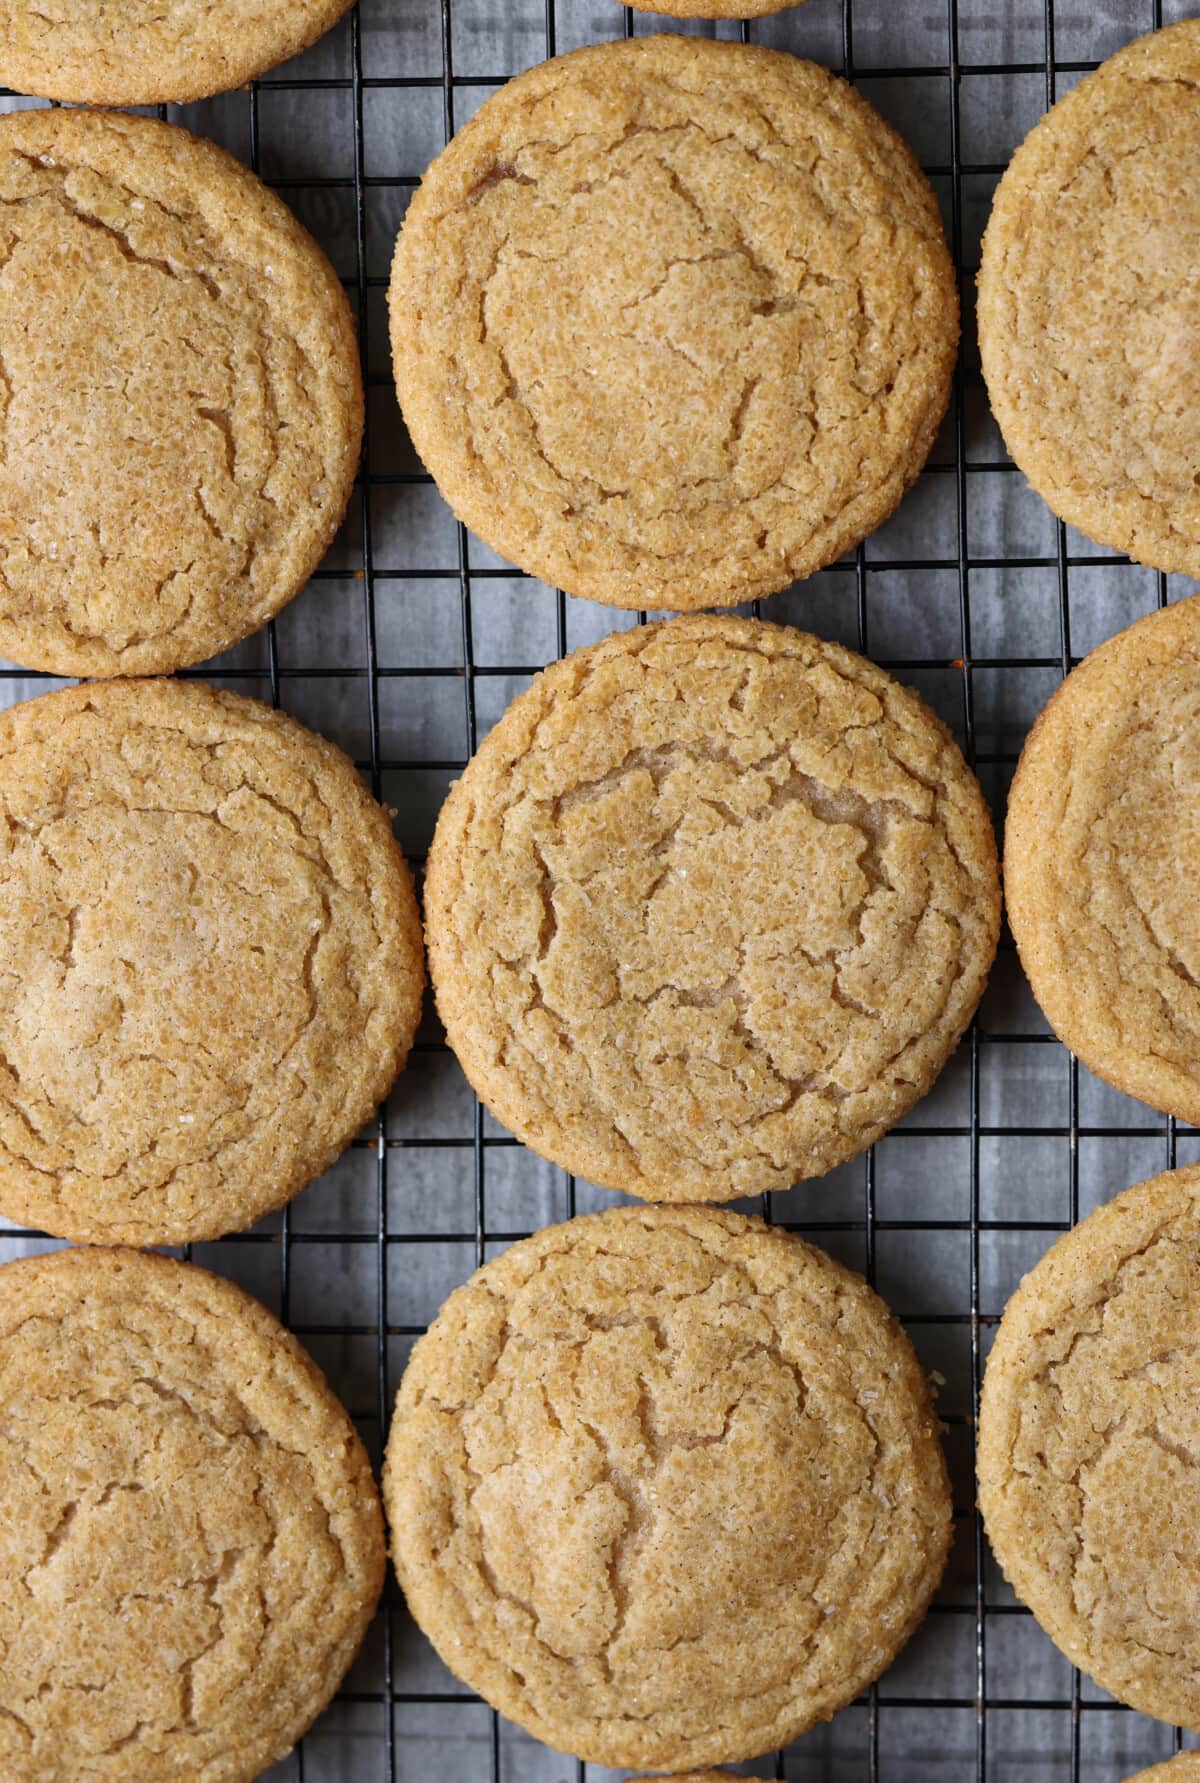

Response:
(0, 677), (424, 1244)
(390, 35), (958, 611)
(384, 1205), (951, 1771)
(979, 1165), (1200, 1730)
(0, 108), (361, 676)
(0, 0), (356, 105)
(1006, 598), (1200, 1126)
(0, 1247), (384, 1782)
(425, 614), (999, 1202)
(979, 19), (1200, 576)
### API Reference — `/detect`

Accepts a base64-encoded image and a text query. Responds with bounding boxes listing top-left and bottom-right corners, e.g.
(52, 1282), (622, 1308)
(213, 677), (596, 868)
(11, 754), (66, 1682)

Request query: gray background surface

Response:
(3, 0), (1200, 1773)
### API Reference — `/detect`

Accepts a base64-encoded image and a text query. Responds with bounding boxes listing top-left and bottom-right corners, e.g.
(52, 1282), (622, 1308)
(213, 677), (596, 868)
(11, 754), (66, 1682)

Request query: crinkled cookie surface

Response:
(1006, 598), (1200, 1125)
(384, 1206), (951, 1769)
(0, 0), (355, 104)
(0, 678), (423, 1244)
(0, 1246), (385, 1782)
(980, 1165), (1200, 1730)
(979, 19), (1200, 575)
(0, 108), (361, 676)
(426, 614), (999, 1202)
(391, 34), (958, 610)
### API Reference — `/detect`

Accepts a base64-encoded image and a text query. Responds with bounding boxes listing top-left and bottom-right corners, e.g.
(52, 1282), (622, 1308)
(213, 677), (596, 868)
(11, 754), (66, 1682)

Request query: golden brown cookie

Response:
(1005, 598), (1200, 1126)
(0, 677), (424, 1246)
(384, 1205), (951, 1770)
(0, 107), (361, 677)
(389, 35), (958, 611)
(978, 19), (1200, 576)
(979, 1164), (1200, 1731)
(0, 1245), (384, 1782)
(633, 1774), (774, 1782)
(0, 0), (355, 104)
(1127, 1762), (1200, 1783)
(624, 0), (798, 16)
(425, 614), (999, 1203)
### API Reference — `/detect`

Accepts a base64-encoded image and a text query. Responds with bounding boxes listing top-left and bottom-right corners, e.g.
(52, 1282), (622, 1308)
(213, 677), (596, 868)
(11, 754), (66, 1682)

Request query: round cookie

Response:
(384, 1204), (951, 1770)
(425, 614), (999, 1203)
(978, 19), (1200, 577)
(0, 1245), (384, 1782)
(1005, 598), (1200, 1126)
(979, 1165), (1200, 1730)
(0, 0), (355, 104)
(1128, 1763), (1200, 1783)
(390, 35), (958, 612)
(0, 108), (362, 677)
(0, 677), (424, 1246)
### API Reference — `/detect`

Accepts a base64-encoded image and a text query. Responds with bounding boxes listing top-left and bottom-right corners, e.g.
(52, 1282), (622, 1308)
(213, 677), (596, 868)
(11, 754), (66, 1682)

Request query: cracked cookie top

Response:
(0, 1245), (385, 1782)
(1005, 599), (1200, 1126)
(978, 19), (1200, 576)
(0, 108), (361, 677)
(425, 614), (999, 1203)
(978, 1165), (1200, 1730)
(384, 1205), (951, 1770)
(1128, 1764), (1200, 1782)
(389, 35), (958, 611)
(0, 0), (354, 104)
(0, 677), (424, 1245)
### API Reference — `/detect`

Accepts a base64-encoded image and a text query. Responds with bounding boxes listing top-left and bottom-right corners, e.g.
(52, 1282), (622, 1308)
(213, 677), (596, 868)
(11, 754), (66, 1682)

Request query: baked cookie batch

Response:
(0, 5), (1198, 1779)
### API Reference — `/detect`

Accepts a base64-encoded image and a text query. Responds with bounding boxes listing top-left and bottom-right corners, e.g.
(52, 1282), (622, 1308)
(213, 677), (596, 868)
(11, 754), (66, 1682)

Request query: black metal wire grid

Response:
(3, 0), (1200, 1775)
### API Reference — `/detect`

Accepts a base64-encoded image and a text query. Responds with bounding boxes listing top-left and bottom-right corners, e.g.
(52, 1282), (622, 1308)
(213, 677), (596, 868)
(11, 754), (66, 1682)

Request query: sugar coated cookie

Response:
(0, 108), (361, 676)
(0, 1246), (385, 1781)
(384, 1205), (951, 1769)
(425, 614), (999, 1202)
(979, 1165), (1200, 1731)
(0, 0), (355, 104)
(390, 35), (957, 610)
(979, 20), (1200, 576)
(1006, 598), (1200, 1125)
(0, 678), (423, 1245)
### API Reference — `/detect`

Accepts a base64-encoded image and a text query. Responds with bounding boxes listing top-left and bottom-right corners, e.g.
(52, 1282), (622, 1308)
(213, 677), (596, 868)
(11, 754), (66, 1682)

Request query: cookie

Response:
(0, 1245), (384, 1782)
(1005, 598), (1200, 1126)
(0, 107), (362, 677)
(0, 0), (354, 104)
(624, 0), (800, 17)
(1128, 1763), (1200, 1783)
(978, 19), (1200, 577)
(425, 614), (999, 1203)
(0, 677), (424, 1246)
(389, 35), (958, 611)
(979, 1165), (1200, 1730)
(383, 1205), (951, 1770)
(634, 1774), (773, 1781)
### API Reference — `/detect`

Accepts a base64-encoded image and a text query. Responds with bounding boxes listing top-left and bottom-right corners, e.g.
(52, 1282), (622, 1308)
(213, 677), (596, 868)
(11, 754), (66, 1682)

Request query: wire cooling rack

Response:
(3, 0), (1200, 1775)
